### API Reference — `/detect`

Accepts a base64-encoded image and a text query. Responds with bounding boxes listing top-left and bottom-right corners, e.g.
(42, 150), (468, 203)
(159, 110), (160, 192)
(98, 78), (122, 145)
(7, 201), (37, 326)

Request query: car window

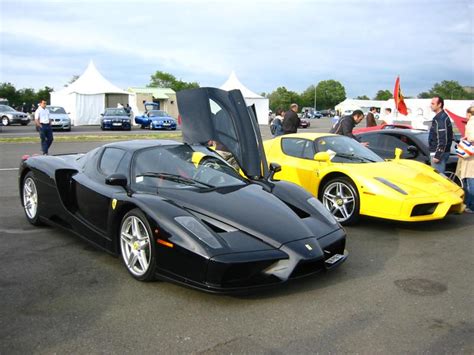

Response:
(47, 106), (66, 114)
(372, 134), (410, 159)
(105, 109), (128, 116)
(281, 138), (314, 159)
(99, 148), (127, 176)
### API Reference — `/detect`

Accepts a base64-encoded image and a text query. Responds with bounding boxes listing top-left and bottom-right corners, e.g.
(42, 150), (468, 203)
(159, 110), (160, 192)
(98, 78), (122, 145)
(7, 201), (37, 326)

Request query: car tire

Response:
(22, 171), (44, 226)
(320, 177), (360, 225)
(100, 125), (104, 131)
(444, 170), (463, 188)
(2, 116), (9, 126)
(149, 123), (153, 130)
(119, 208), (156, 281)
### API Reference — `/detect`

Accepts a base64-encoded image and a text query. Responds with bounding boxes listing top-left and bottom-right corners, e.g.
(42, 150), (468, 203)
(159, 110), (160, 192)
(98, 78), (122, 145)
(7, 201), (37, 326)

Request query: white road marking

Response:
(0, 168), (19, 171)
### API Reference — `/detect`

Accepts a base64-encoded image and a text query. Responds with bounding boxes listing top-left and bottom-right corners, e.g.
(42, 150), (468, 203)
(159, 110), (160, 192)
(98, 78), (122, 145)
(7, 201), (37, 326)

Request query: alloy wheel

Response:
(23, 177), (38, 219)
(322, 181), (356, 223)
(120, 215), (152, 277)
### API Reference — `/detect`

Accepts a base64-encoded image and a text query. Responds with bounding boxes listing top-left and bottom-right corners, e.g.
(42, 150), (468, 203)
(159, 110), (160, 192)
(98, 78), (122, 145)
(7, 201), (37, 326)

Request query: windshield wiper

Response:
(335, 153), (376, 163)
(137, 172), (214, 188)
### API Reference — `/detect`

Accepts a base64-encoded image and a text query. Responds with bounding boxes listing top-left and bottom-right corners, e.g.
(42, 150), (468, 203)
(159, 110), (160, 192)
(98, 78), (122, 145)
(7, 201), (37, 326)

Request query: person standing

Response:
(455, 106), (474, 213)
(270, 108), (285, 137)
(428, 96), (453, 173)
(366, 107), (377, 127)
(282, 103), (300, 134)
(330, 109), (366, 142)
(34, 99), (53, 155)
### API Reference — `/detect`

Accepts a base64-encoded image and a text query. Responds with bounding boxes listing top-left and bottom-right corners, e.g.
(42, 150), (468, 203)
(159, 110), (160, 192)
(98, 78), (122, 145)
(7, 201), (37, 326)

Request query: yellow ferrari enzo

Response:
(264, 133), (465, 225)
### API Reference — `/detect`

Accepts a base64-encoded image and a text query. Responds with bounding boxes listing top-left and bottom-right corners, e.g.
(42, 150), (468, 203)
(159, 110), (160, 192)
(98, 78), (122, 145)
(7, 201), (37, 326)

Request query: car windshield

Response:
(47, 106), (66, 114)
(0, 105), (16, 113)
(133, 145), (246, 191)
(104, 109), (128, 116)
(149, 110), (167, 117)
(315, 135), (384, 163)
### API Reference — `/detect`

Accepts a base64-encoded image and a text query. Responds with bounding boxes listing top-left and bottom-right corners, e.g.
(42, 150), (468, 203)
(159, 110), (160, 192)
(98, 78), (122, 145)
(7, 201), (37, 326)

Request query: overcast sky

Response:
(1, 0), (473, 98)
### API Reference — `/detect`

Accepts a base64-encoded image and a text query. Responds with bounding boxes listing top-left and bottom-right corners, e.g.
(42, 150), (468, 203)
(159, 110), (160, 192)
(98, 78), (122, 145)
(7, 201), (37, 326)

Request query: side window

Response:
(99, 148), (126, 176)
(377, 134), (410, 158)
(281, 138), (313, 159)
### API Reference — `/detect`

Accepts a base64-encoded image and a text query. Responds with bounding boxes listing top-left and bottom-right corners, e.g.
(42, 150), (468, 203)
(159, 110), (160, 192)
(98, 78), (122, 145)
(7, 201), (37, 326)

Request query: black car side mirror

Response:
(406, 145), (419, 158)
(106, 173), (128, 187)
(268, 162), (282, 181)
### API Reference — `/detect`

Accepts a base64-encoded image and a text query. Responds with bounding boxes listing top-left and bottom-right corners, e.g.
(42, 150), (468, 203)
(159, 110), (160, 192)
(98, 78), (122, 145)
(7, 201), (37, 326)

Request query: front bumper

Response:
(102, 121), (131, 130)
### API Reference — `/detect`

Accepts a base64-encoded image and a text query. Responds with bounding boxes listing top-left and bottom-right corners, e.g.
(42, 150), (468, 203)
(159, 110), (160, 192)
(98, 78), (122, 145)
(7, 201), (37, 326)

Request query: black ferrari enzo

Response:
(19, 88), (347, 293)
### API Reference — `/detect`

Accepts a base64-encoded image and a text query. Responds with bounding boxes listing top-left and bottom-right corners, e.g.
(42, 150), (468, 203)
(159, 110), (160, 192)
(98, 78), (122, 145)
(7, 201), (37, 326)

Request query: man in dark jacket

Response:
(428, 96), (453, 173)
(282, 103), (300, 134)
(330, 110), (365, 141)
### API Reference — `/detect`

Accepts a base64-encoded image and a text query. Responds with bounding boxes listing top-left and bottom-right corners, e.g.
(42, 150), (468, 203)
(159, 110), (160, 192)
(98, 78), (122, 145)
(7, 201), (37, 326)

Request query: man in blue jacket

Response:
(429, 96), (453, 173)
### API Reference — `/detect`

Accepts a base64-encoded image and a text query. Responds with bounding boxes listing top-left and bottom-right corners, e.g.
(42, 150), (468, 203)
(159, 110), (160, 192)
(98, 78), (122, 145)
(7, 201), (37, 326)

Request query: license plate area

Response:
(325, 254), (344, 265)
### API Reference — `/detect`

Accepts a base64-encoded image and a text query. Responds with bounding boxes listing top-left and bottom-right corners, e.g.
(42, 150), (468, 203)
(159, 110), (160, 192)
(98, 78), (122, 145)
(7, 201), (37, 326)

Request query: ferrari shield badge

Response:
(111, 199), (117, 210)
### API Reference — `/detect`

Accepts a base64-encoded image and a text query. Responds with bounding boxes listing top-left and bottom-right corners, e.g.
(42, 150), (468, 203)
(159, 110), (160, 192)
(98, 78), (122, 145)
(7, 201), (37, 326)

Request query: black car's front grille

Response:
(411, 203), (438, 216)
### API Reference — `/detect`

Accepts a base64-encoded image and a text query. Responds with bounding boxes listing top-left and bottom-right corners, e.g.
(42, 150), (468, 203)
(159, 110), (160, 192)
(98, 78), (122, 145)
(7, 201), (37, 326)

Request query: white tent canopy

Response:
(220, 71), (269, 125)
(51, 61), (131, 125)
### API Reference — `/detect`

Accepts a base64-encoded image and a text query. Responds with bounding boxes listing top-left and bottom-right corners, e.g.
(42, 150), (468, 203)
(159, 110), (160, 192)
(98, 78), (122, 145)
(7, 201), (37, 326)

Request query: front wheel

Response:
(2, 116), (9, 126)
(444, 171), (463, 188)
(321, 177), (360, 225)
(22, 171), (43, 225)
(120, 209), (156, 281)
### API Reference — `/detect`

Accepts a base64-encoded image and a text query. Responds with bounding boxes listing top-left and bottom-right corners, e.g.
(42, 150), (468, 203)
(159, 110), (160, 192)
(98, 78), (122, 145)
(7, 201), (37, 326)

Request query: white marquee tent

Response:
(51, 61), (132, 125)
(220, 71), (269, 125)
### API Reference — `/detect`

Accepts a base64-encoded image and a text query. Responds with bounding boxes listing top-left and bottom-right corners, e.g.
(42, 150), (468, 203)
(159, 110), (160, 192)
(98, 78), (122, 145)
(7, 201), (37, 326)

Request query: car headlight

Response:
(307, 197), (338, 225)
(374, 177), (407, 195)
(174, 216), (222, 248)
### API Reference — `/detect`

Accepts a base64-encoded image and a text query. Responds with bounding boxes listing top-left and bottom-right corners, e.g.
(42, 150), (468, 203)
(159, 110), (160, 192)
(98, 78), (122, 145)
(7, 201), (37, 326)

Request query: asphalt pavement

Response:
(0, 118), (473, 354)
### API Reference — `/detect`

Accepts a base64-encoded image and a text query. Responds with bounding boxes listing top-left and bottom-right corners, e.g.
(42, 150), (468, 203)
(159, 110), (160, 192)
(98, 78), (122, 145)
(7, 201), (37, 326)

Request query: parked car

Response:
(135, 110), (177, 130)
(353, 123), (412, 134)
(47, 106), (71, 131)
(354, 129), (460, 180)
(100, 108), (132, 130)
(299, 118), (311, 128)
(264, 133), (464, 225)
(0, 105), (30, 126)
(18, 87), (348, 292)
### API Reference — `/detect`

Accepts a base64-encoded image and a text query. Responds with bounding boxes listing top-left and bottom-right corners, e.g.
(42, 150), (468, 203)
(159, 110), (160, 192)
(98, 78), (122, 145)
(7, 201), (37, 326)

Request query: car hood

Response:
(102, 116), (130, 120)
(343, 160), (461, 196)
(157, 183), (319, 248)
(49, 113), (69, 119)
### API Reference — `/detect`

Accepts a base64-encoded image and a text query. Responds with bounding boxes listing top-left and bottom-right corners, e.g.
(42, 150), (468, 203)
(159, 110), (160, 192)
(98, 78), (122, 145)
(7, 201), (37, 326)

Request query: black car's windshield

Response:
(47, 106), (66, 114)
(104, 109), (128, 116)
(133, 145), (246, 191)
(315, 135), (384, 163)
(149, 110), (168, 117)
(0, 105), (16, 113)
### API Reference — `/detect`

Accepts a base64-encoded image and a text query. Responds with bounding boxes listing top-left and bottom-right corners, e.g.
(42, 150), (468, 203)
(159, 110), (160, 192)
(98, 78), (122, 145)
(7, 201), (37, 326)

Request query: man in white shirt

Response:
(34, 99), (53, 155)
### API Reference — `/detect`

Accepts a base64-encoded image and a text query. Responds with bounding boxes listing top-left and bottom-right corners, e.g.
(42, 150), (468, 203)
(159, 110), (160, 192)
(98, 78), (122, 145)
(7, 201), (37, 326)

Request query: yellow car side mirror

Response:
(394, 148), (403, 160)
(314, 152), (331, 162)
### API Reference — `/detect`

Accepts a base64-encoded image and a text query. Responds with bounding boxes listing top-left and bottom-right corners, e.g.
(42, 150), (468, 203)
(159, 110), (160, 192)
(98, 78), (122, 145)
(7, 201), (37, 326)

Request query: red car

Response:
(353, 123), (412, 134)
(299, 118), (311, 128)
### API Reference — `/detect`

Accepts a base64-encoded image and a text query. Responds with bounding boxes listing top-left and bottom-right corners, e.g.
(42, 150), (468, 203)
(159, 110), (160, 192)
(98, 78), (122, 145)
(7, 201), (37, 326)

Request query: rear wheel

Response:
(120, 209), (156, 281)
(22, 172), (43, 225)
(2, 116), (9, 126)
(321, 177), (360, 225)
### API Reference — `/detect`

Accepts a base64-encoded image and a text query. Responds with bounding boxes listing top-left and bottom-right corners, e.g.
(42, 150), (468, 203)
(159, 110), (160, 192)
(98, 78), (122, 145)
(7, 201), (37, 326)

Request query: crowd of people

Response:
(268, 97), (474, 214)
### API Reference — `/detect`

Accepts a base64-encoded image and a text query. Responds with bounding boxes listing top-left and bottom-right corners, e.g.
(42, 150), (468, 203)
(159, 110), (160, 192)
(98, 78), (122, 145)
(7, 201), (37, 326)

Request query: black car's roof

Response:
(103, 139), (182, 151)
(358, 129), (428, 136)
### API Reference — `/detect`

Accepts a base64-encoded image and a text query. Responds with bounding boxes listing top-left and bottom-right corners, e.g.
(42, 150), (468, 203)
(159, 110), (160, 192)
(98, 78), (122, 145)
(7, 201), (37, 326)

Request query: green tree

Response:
(299, 85), (317, 108)
(315, 80), (346, 109)
(36, 86), (54, 103)
(148, 70), (199, 92)
(374, 90), (393, 100)
(267, 86), (300, 112)
(0, 82), (20, 106)
(428, 80), (473, 100)
(417, 92), (431, 98)
(355, 95), (370, 100)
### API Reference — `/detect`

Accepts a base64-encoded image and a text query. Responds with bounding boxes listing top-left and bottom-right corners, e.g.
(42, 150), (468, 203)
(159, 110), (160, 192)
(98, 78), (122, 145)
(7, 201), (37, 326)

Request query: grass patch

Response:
(0, 132), (182, 143)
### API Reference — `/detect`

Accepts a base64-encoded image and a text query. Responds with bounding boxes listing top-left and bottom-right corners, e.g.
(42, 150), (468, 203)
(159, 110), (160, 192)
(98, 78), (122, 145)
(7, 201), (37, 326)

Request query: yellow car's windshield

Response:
(315, 136), (384, 163)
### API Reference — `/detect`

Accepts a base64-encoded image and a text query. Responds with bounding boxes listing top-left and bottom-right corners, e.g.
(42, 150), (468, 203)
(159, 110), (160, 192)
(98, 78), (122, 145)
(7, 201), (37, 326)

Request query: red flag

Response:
(445, 109), (467, 137)
(394, 76), (408, 115)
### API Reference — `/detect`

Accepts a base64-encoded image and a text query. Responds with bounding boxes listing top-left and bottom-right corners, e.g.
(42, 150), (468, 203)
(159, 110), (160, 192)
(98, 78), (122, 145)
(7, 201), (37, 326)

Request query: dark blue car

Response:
(100, 108), (132, 131)
(135, 109), (177, 130)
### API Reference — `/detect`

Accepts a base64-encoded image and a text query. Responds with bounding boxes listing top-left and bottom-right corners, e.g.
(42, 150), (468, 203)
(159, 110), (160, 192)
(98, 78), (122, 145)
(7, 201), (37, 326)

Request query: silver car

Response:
(47, 106), (72, 131)
(0, 105), (30, 126)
